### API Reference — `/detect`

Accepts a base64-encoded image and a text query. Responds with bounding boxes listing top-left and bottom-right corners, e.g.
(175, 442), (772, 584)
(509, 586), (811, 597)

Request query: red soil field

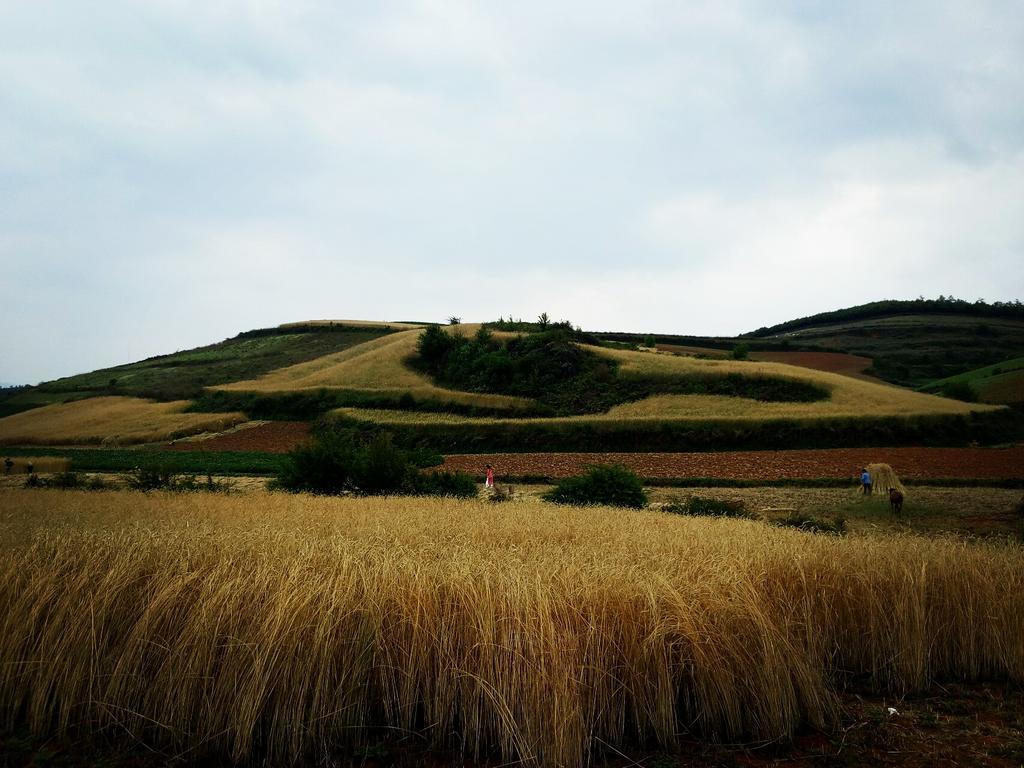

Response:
(443, 446), (1024, 481)
(164, 422), (311, 453)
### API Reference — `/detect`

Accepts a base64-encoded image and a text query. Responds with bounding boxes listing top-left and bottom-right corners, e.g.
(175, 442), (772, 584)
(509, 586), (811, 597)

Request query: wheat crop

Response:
(0, 490), (1020, 766)
(215, 329), (531, 410)
(0, 397), (247, 446)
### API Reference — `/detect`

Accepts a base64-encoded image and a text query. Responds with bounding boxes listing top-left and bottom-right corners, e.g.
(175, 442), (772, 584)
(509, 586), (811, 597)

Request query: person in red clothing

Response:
(485, 464), (495, 489)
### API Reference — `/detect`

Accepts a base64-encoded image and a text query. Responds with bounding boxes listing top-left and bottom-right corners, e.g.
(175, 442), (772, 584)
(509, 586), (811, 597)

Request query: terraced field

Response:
(0, 397), (246, 446)
(214, 328), (531, 411)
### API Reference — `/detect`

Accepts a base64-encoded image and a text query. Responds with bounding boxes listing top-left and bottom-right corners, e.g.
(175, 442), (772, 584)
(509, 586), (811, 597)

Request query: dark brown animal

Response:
(889, 488), (904, 514)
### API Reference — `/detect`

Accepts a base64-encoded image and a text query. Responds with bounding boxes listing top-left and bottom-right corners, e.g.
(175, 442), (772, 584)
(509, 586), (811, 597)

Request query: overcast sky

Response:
(1, 1), (1022, 384)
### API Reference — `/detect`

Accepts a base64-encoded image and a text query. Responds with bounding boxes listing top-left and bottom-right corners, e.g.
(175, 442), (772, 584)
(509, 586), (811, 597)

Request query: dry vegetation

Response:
(594, 345), (1001, 419)
(215, 329), (531, 410)
(210, 330), (997, 425)
(0, 397), (246, 446)
(0, 490), (1020, 767)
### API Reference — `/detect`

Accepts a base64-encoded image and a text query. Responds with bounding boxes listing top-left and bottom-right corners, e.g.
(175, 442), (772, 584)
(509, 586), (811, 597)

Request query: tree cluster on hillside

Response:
(745, 297), (1024, 338)
(414, 326), (828, 416)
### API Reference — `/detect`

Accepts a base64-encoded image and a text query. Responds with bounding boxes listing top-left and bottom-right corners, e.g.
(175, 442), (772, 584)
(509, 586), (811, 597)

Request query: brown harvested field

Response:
(443, 446), (1024, 480)
(164, 421), (311, 453)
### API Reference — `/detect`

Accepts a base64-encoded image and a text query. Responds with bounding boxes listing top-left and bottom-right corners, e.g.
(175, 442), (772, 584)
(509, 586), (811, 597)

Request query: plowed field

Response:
(443, 446), (1024, 480)
(164, 422), (311, 453)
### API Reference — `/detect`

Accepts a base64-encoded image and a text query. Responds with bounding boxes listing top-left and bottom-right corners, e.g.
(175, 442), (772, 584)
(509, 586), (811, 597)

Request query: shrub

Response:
(731, 342), (750, 360)
(642, 334), (656, 348)
(775, 512), (846, 536)
(940, 381), (978, 403)
(273, 430), (474, 497)
(412, 470), (478, 498)
(663, 497), (752, 519)
(543, 465), (648, 508)
(123, 466), (231, 493)
(22, 471), (109, 491)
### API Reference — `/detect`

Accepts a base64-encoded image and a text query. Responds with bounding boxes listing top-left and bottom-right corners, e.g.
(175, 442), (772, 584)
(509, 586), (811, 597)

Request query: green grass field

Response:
(920, 357), (1024, 404)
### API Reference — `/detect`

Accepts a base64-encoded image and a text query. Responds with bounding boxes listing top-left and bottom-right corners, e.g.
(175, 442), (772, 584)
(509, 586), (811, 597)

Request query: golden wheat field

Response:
(0, 490), (1020, 767)
(0, 397), (247, 446)
(215, 329), (531, 410)
(325, 340), (1000, 427)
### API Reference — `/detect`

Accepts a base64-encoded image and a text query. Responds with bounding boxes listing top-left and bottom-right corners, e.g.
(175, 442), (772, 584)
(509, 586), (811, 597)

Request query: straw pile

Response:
(867, 462), (906, 496)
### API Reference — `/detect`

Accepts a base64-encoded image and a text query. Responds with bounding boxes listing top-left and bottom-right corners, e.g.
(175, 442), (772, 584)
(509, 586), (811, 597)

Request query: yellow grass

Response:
(215, 329), (532, 410)
(307, 337), (1000, 427)
(0, 490), (1020, 766)
(0, 397), (247, 446)
(592, 346), (1002, 419)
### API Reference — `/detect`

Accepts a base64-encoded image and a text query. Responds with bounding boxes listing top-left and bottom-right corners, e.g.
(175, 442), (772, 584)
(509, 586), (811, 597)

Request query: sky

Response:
(1, 1), (1022, 385)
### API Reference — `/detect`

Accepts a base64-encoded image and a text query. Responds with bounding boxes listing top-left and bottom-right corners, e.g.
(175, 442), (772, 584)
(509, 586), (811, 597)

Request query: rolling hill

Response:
(0, 312), (1016, 453)
(598, 298), (1024, 389)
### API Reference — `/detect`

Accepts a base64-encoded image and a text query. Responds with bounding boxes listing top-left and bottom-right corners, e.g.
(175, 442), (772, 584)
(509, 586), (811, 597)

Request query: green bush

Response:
(775, 512), (846, 536)
(663, 497), (751, 519)
(543, 465), (648, 508)
(23, 471), (109, 491)
(123, 466), (232, 493)
(940, 381), (978, 403)
(642, 334), (657, 348)
(731, 342), (750, 360)
(272, 430), (475, 497)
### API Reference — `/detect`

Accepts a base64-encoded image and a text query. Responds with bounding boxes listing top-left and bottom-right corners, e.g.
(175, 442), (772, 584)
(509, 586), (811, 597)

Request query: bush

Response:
(123, 466), (232, 493)
(731, 342), (750, 360)
(940, 381), (978, 403)
(642, 334), (656, 348)
(663, 496), (752, 519)
(775, 512), (846, 536)
(543, 465), (648, 508)
(272, 430), (475, 497)
(22, 471), (109, 491)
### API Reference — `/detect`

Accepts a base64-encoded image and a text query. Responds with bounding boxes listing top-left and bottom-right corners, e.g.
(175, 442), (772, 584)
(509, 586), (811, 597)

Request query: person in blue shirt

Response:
(860, 467), (872, 495)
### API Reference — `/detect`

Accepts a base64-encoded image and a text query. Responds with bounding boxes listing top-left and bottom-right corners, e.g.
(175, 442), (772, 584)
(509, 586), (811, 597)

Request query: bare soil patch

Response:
(444, 446), (1024, 480)
(164, 421), (311, 453)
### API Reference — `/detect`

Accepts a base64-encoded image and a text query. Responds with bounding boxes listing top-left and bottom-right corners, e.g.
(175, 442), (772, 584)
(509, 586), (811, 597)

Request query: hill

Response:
(920, 357), (1024, 404)
(598, 298), (1024, 389)
(1, 313), (1018, 454)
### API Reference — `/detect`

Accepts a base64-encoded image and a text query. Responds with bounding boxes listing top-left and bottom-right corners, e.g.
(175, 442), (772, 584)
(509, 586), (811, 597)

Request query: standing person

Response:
(25, 460), (34, 475)
(3, 457), (12, 475)
(860, 467), (872, 496)
(485, 463), (495, 490)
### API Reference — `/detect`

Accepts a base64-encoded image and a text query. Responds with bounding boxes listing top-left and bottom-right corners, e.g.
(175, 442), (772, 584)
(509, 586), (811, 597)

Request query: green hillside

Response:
(920, 357), (1024, 404)
(599, 299), (1024, 389)
(0, 324), (397, 418)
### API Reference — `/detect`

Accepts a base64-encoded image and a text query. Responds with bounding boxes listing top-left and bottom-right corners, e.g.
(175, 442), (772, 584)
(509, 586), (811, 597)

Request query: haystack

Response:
(866, 463), (905, 496)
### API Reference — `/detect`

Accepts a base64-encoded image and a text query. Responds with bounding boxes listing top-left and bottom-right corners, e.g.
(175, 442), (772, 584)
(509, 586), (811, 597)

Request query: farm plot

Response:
(442, 446), (1024, 480)
(165, 421), (311, 453)
(0, 397), (246, 446)
(213, 329), (532, 411)
(0, 490), (1021, 768)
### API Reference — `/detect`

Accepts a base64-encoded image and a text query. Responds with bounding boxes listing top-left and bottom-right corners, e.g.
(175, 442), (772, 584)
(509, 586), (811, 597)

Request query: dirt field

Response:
(164, 421), (311, 453)
(443, 446), (1024, 480)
